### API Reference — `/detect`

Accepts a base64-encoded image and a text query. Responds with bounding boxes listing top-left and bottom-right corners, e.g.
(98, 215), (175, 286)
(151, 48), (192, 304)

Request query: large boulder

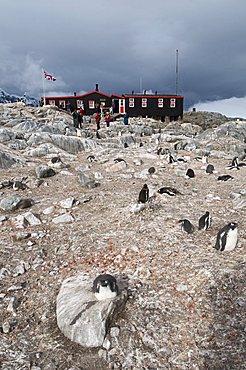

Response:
(35, 165), (56, 178)
(56, 273), (128, 348)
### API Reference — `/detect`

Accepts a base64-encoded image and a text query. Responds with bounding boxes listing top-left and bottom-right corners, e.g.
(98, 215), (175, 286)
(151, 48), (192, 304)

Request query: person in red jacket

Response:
(95, 111), (101, 130)
(105, 112), (111, 128)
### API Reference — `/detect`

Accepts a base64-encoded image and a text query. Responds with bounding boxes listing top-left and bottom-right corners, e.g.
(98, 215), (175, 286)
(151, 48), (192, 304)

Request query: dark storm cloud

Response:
(0, 0), (246, 108)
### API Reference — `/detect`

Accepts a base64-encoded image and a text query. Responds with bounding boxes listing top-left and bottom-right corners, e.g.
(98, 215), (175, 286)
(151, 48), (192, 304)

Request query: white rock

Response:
(23, 211), (42, 226)
(56, 273), (128, 348)
(59, 197), (75, 209)
(52, 213), (74, 224)
(43, 206), (55, 215)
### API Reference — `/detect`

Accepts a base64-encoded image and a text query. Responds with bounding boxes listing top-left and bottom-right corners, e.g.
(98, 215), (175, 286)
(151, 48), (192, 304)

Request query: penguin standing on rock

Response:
(179, 219), (195, 234)
(198, 211), (211, 230)
(138, 184), (149, 203)
(214, 222), (238, 252)
(92, 274), (119, 300)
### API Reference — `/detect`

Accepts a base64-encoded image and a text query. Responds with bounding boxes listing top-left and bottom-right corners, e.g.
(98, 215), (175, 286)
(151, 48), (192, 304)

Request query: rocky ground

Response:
(0, 103), (245, 370)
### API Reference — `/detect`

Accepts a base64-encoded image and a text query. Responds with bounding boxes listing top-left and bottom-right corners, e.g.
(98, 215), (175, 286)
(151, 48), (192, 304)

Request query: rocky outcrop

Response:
(56, 273), (128, 347)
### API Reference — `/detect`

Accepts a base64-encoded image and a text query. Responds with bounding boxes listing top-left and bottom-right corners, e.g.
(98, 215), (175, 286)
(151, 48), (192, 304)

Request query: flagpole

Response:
(175, 49), (179, 96)
(42, 68), (46, 105)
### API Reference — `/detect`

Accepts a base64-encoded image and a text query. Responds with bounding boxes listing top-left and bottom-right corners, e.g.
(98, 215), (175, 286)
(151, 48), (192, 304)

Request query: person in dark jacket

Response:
(72, 110), (79, 128)
(123, 113), (129, 125)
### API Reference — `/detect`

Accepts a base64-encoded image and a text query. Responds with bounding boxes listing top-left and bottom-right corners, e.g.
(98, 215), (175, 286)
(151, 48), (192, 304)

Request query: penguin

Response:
(124, 143), (129, 148)
(87, 155), (97, 162)
(217, 175), (234, 181)
(12, 181), (28, 191)
(50, 156), (61, 164)
(148, 167), (156, 174)
(158, 187), (181, 196)
(231, 156), (239, 168)
(186, 168), (195, 178)
(214, 222), (238, 252)
(114, 158), (126, 164)
(179, 219), (195, 234)
(138, 184), (149, 203)
(92, 274), (118, 300)
(198, 211), (211, 230)
(206, 164), (215, 174)
(167, 152), (176, 164)
(157, 147), (165, 156)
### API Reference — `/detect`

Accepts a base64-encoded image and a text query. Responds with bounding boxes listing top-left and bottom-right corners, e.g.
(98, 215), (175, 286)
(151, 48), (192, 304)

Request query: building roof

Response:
(123, 94), (184, 98)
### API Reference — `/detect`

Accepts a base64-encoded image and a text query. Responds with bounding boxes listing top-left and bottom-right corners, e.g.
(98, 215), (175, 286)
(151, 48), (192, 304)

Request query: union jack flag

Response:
(44, 71), (56, 81)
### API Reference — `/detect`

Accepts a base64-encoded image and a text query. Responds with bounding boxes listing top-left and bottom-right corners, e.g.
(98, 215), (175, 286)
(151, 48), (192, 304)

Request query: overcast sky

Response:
(1, 0), (246, 116)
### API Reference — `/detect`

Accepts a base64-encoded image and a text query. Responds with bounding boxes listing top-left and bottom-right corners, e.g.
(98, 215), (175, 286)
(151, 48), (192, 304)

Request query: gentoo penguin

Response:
(12, 181), (28, 191)
(50, 156), (61, 164)
(138, 184), (149, 203)
(114, 158), (126, 164)
(186, 168), (195, 178)
(217, 175), (234, 181)
(179, 219), (195, 234)
(206, 164), (215, 174)
(168, 152), (176, 164)
(158, 186), (181, 196)
(92, 274), (118, 300)
(198, 211), (211, 230)
(214, 222), (238, 252)
(231, 156), (239, 169)
(87, 155), (97, 162)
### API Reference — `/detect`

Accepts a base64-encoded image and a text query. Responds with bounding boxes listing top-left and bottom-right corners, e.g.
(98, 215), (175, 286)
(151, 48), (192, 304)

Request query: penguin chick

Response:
(179, 219), (195, 234)
(138, 184), (149, 203)
(92, 274), (118, 300)
(214, 222), (238, 252)
(198, 211), (211, 230)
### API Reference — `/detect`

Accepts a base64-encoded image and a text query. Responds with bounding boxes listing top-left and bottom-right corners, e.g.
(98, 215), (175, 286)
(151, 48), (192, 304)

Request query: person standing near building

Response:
(123, 113), (129, 125)
(105, 112), (111, 128)
(72, 109), (79, 128)
(95, 111), (101, 130)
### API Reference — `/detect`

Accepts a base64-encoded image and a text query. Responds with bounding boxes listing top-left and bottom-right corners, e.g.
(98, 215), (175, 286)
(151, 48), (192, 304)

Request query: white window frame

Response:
(88, 100), (95, 109)
(58, 100), (66, 108)
(142, 98), (147, 108)
(158, 98), (164, 108)
(49, 100), (55, 106)
(170, 98), (176, 108)
(77, 100), (84, 108)
(129, 98), (134, 108)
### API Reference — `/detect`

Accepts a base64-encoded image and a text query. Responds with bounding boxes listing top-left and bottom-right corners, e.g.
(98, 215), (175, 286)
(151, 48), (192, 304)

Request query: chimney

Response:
(74, 92), (76, 96)
(131, 90), (134, 95)
(95, 84), (99, 91)
(155, 91), (157, 95)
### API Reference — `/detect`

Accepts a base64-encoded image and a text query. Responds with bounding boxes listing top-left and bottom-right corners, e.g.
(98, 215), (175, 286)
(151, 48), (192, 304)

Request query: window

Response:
(158, 98), (164, 108)
(142, 98), (147, 108)
(49, 100), (55, 106)
(129, 98), (134, 108)
(59, 100), (66, 108)
(170, 98), (176, 108)
(88, 100), (95, 109)
(77, 100), (84, 108)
